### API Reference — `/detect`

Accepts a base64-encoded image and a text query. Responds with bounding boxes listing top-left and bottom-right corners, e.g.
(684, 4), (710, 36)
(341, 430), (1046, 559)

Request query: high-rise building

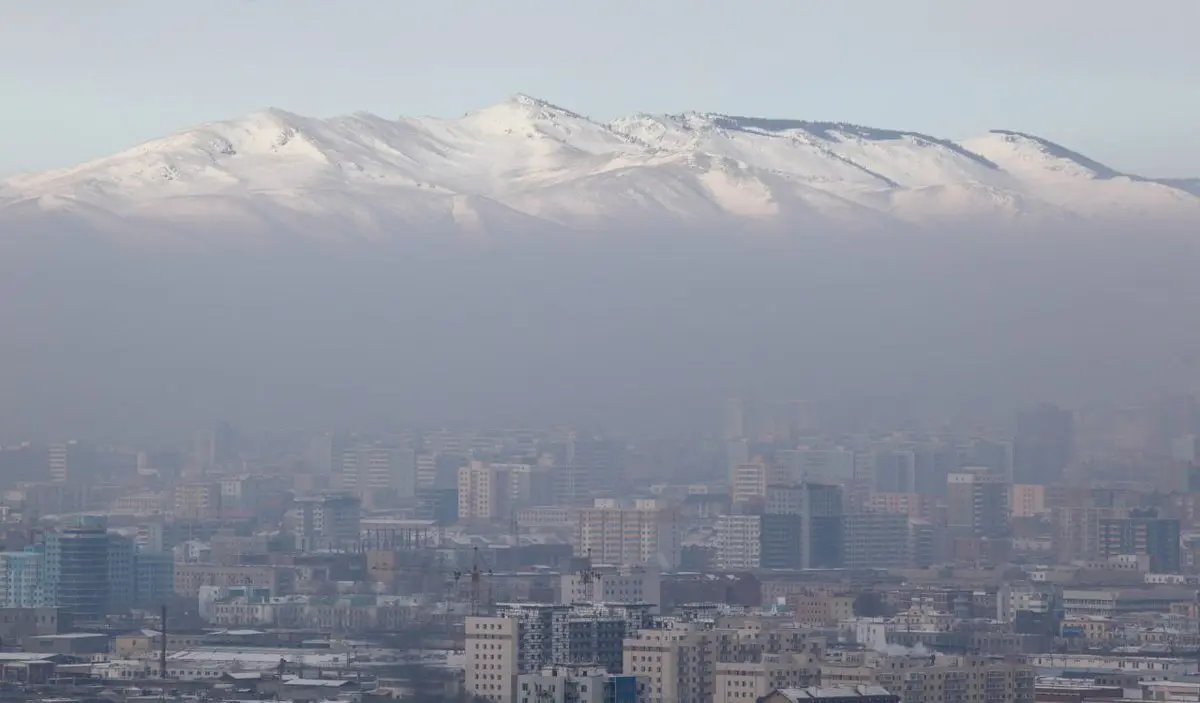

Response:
(459, 461), (512, 522)
(803, 483), (844, 569)
(575, 504), (680, 569)
(758, 483), (843, 569)
(173, 482), (221, 519)
(107, 533), (135, 613)
(48, 440), (96, 484)
(870, 450), (916, 493)
(1054, 505), (1122, 562)
(294, 493), (362, 550)
(865, 492), (938, 522)
(623, 623), (717, 703)
(947, 468), (1010, 538)
(191, 422), (237, 476)
(843, 511), (910, 569)
(716, 514), (762, 570)
(1099, 508), (1181, 572)
(132, 552), (174, 608)
(342, 444), (416, 505)
(306, 433), (342, 475)
(731, 460), (768, 504)
(465, 615), (520, 702)
(1010, 484), (1047, 518)
(467, 603), (651, 703)
(502, 463), (552, 509)
(760, 513), (804, 569)
(724, 397), (746, 440)
(1014, 404), (1074, 484)
(0, 549), (46, 607)
(44, 516), (114, 620)
(415, 452), (438, 489)
(969, 438), (1014, 480)
(913, 444), (963, 495)
(571, 438), (627, 493)
(415, 487), (459, 525)
(765, 483), (805, 515)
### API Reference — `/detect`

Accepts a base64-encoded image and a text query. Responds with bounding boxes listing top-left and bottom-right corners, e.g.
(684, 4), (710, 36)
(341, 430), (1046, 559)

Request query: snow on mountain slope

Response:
(1156, 178), (1200, 197)
(2, 94), (1198, 241)
(957, 130), (1200, 220)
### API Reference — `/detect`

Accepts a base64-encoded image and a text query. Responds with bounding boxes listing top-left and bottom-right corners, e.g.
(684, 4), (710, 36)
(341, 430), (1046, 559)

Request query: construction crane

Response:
(452, 547), (494, 617)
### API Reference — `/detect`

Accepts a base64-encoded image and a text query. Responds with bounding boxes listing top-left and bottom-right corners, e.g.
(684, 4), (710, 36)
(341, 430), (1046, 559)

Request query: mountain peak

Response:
(2, 96), (1198, 239)
(466, 93), (587, 122)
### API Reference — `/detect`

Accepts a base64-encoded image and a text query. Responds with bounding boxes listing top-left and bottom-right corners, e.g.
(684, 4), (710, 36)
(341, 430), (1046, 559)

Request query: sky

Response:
(1, 0), (1198, 178)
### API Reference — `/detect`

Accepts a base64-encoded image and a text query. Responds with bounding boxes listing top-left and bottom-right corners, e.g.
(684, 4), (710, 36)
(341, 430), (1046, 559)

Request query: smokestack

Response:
(160, 604), (168, 680)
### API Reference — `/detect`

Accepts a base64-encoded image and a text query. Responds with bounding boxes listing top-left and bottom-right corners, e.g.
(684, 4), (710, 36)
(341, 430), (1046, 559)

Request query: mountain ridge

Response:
(2, 94), (1198, 241)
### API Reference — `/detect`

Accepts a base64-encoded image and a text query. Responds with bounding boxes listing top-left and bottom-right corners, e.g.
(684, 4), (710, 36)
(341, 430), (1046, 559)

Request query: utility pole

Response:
(160, 604), (168, 680)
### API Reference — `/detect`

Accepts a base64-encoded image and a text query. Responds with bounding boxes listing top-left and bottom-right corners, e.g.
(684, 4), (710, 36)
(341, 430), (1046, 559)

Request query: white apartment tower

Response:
(459, 461), (512, 522)
(341, 445), (417, 504)
(575, 503), (680, 570)
(716, 514), (762, 570)
(731, 460), (768, 504)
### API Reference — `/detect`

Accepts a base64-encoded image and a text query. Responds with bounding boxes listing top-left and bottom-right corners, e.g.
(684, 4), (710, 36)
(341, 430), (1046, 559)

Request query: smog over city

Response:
(1, 2), (1199, 701)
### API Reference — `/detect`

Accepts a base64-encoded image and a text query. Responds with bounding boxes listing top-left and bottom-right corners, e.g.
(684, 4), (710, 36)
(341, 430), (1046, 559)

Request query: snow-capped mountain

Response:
(2, 94), (1197, 241)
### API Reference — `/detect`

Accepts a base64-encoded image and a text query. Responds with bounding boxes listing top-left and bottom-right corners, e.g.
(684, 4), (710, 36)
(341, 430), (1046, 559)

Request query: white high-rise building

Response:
(415, 453), (438, 489)
(731, 460), (768, 504)
(575, 503), (680, 569)
(48, 440), (94, 484)
(466, 616), (521, 703)
(459, 461), (511, 521)
(342, 445), (416, 502)
(716, 514), (762, 570)
(0, 551), (45, 607)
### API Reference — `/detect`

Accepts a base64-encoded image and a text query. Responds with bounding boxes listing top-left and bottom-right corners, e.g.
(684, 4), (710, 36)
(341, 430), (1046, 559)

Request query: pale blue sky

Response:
(2, 0), (1197, 177)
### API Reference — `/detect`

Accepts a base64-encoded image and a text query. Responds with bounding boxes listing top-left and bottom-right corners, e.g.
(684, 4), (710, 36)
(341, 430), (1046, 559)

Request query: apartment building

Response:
(467, 603), (652, 703)
(294, 493), (362, 550)
(517, 666), (647, 703)
(716, 652), (819, 703)
(1010, 484), (1046, 518)
(173, 563), (294, 598)
(623, 623), (716, 703)
(173, 482), (221, 520)
(716, 515), (762, 571)
(459, 461), (512, 522)
(466, 616), (521, 703)
(342, 444), (417, 505)
(823, 652), (1034, 703)
(576, 503), (680, 569)
(731, 461), (768, 504)
(560, 564), (661, 609)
